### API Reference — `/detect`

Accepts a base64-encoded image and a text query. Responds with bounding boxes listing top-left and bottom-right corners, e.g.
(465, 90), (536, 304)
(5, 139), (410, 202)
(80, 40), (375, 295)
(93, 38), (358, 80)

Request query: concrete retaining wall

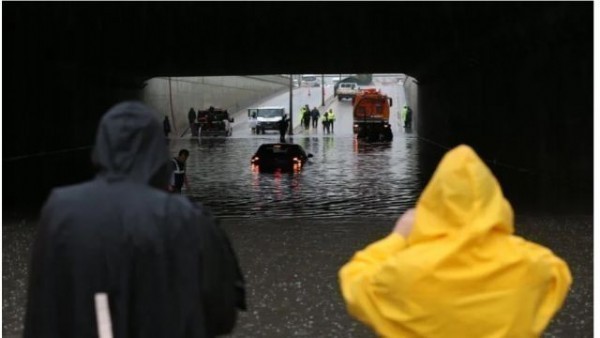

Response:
(142, 75), (290, 134)
(414, 33), (592, 213)
(403, 76), (419, 131)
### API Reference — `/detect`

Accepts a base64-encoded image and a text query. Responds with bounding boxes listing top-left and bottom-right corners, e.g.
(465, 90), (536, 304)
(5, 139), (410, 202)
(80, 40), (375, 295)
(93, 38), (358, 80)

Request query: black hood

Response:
(92, 101), (170, 185)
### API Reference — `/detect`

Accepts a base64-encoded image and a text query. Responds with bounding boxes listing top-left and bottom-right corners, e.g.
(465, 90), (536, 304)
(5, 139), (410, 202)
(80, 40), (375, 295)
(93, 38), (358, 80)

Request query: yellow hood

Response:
(410, 144), (514, 243)
(339, 145), (572, 338)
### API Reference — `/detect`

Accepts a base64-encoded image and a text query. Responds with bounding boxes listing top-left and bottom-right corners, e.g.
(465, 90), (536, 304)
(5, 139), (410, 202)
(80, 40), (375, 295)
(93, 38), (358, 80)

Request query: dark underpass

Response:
(3, 3), (593, 337)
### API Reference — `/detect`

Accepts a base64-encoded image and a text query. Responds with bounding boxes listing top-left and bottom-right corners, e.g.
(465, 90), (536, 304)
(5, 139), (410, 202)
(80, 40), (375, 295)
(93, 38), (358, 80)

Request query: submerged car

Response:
(250, 143), (313, 172)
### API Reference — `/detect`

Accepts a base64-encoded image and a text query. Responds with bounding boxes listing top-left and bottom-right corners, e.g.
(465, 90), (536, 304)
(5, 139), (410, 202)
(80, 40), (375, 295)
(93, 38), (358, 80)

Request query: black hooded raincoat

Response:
(24, 101), (245, 338)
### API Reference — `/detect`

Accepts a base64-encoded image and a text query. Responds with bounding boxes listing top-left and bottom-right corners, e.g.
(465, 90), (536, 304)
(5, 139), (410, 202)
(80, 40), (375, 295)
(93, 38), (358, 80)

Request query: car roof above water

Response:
(256, 143), (304, 154)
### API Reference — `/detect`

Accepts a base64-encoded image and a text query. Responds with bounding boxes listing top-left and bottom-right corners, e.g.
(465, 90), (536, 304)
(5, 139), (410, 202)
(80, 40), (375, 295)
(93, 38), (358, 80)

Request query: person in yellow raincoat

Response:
(339, 144), (572, 338)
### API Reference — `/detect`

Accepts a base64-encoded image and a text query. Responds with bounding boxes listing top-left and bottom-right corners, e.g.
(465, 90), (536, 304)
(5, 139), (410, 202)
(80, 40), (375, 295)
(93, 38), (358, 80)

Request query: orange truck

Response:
(352, 88), (394, 141)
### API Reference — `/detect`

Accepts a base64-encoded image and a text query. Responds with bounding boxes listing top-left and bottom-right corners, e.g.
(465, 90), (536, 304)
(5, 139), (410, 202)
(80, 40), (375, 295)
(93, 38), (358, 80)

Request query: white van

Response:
(301, 74), (320, 87)
(247, 107), (286, 134)
(336, 82), (359, 101)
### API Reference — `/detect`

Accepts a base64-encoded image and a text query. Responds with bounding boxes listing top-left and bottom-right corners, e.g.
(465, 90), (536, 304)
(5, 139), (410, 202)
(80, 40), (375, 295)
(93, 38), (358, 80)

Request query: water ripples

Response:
(169, 135), (422, 219)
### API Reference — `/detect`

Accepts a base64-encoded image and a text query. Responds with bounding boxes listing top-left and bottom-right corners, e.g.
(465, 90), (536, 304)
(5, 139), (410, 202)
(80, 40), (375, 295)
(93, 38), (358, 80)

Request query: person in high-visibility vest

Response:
(322, 110), (330, 134)
(169, 149), (190, 193)
(301, 106), (310, 130)
(328, 108), (336, 133)
(401, 105), (413, 128)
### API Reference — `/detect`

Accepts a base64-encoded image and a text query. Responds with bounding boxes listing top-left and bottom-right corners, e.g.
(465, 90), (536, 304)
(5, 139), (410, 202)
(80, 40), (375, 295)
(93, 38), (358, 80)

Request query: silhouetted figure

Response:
(249, 112), (258, 134)
(322, 110), (330, 134)
(311, 107), (320, 128)
(279, 114), (289, 142)
(169, 149), (190, 193)
(163, 115), (171, 137)
(402, 105), (413, 129)
(24, 101), (246, 338)
(302, 107), (311, 130)
(188, 107), (198, 136)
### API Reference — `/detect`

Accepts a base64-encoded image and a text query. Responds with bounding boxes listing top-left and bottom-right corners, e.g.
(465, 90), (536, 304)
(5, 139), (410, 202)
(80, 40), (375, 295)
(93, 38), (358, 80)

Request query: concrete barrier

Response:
(403, 76), (419, 131)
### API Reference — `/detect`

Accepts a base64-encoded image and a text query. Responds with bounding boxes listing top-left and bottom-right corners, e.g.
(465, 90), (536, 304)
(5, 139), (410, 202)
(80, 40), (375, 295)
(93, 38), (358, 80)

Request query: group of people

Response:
(300, 104), (318, 129)
(24, 101), (572, 338)
(300, 105), (336, 134)
(161, 107), (200, 138)
(163, 107), (223, 139)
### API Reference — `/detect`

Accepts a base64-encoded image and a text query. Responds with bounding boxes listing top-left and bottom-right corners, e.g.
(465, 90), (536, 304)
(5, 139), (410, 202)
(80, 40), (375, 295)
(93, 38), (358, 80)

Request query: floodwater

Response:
(170, 80), (426, 219)
(172, 133), (423, 219)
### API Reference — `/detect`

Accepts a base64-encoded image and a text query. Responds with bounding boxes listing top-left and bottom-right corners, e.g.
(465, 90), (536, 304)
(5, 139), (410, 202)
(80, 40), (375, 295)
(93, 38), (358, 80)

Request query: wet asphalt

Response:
(3, 215), (593, 337)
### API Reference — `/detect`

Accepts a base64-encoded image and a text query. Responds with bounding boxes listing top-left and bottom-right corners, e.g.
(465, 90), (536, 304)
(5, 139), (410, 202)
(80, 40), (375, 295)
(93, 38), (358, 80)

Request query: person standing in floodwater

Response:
(401, 105), (413, 129)
(322, 110), (330, 134)
(311, 106), (320, 129)
(163, 115), (171, 137)
(169, 149), (190, 193)
(188, 107), (198, 136)
(279, 114), (289, 143)
(328, 108), (336, 133)
(301, 106), (311, 130)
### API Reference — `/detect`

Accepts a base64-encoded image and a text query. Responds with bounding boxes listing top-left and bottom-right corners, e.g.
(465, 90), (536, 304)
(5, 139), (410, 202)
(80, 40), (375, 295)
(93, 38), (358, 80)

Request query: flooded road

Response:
(173, 81), (418, 219)
(170, 134), (422, 219)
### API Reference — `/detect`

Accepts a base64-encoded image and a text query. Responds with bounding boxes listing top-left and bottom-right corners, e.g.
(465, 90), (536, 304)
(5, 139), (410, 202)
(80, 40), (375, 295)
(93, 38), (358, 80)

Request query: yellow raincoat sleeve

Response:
(339, 233), (407, 332)
(522, 240), (573, 335)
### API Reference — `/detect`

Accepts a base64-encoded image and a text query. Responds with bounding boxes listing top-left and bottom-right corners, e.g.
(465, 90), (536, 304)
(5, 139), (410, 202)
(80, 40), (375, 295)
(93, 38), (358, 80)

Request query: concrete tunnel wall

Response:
(412, 18), (593, 214)
(2, 73), (290, 213)
(141, 75), (290, 134)
(403, 76), (419, 132)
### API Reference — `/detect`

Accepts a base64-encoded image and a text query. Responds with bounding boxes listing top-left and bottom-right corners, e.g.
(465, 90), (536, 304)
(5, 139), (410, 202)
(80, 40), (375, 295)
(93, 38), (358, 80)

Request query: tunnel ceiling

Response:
(4, 2), (588, 80)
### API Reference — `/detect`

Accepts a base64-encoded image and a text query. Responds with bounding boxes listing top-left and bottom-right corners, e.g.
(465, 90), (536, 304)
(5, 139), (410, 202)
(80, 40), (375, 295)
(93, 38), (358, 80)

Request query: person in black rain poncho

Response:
(163, 115), (172, 137)
(24, 101), (246, 338)
(279, 114), (289, 143)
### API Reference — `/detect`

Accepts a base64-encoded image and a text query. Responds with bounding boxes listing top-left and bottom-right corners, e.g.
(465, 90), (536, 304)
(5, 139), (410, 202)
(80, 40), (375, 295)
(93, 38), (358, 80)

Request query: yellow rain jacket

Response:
(339, 145), (572, 338)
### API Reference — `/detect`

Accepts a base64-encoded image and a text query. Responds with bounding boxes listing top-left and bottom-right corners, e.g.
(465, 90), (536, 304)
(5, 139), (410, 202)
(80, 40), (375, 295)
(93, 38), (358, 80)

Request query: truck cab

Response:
(196, 107), (234, 137)
(352, 88), (393, 141)
(248, 107), (286, 134)
(336, 82), (359, 101)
